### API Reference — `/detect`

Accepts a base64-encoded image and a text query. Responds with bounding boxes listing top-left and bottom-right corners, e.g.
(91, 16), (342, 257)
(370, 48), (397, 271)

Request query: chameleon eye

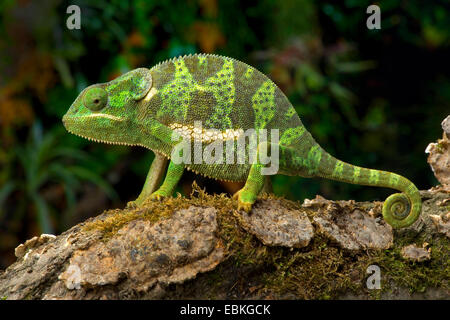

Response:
(82, 87), (108, 111)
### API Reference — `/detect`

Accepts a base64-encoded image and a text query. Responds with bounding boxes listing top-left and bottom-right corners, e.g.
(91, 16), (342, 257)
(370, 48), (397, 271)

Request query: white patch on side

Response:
(144, 87), (158, 102)
(169, 122), (244, 143)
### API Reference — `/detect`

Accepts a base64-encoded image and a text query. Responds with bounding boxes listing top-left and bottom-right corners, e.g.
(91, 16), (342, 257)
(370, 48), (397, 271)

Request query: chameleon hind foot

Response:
(233, 188), (257, 213)
(126, 200), (140, 208)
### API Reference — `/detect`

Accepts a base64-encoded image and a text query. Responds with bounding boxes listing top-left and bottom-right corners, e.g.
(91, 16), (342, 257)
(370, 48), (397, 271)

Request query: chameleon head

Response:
(62, 68), (153, 146)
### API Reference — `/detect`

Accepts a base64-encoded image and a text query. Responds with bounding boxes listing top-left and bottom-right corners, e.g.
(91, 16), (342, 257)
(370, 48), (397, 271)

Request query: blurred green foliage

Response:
(0, 122), (116, 234)
(0, 0), (449, 268)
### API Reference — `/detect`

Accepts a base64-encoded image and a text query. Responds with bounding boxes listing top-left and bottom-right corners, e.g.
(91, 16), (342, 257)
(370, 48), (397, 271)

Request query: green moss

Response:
(435, 140), (446, 153)
(374, 235), (449, 294)
(259, 235), (367, 298)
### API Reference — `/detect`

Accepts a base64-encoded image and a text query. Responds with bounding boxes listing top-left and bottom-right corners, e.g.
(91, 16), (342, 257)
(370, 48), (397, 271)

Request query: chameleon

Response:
(63, 53), (422, 228)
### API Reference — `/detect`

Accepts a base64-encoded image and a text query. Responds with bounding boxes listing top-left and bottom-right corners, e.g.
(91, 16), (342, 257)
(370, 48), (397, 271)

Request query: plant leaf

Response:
(31, 192), (53, 234)
(67, 166), (118, 200)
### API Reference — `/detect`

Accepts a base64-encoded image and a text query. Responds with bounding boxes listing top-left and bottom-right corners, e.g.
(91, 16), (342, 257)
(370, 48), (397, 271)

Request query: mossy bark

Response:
(0, 185), (448, 300)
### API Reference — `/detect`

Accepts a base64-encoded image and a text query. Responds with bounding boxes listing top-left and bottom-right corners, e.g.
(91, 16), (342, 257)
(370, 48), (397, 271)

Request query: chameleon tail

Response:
(316, 153), (422, 228)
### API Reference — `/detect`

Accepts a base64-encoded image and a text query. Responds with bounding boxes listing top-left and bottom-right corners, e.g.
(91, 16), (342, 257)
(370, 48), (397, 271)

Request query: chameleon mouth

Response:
(67, 130), (137, 146)
(62, 114), (133, 146)
(62, 122), (138, 147)
(63, 113), (124, 123)
(63, 123), (173, 161)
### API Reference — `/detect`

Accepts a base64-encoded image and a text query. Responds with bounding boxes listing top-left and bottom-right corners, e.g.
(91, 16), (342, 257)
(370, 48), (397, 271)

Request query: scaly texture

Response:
(62, 54), (422, 228)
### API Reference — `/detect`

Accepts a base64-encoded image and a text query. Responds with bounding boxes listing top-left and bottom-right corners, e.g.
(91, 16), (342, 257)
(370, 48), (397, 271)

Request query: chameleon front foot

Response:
(233, 188), (257, 213)
(127, 195), (157, 207)
(149, 191), (168, 201)
(126, 192), (167, 207)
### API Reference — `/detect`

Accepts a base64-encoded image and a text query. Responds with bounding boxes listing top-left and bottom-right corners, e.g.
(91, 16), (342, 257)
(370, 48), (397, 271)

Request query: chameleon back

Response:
(148, 54), (303, 134)
(141, 54), (318, 181)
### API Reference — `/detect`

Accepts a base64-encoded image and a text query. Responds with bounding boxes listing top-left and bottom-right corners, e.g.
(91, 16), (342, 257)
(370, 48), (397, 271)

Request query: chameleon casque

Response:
(63, 54), (422, 228)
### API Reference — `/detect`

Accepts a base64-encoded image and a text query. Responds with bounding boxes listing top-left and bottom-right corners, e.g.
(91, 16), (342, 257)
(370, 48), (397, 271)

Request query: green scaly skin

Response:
(63, 54), (422, 228)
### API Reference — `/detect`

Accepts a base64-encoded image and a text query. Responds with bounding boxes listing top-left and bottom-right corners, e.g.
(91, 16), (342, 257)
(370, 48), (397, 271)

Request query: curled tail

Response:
(316, 151), (422, 228)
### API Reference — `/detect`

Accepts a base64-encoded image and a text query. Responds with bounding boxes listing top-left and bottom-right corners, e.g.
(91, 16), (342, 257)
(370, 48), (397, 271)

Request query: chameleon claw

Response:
(149, 192), (165, 201)
(126, 200), (139, 208)
(233, 189), (255, 213)
(237, 201), (253, 213)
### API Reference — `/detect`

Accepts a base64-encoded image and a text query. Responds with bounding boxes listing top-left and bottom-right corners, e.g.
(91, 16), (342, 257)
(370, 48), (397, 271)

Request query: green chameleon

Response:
(63, 54), (421, 228)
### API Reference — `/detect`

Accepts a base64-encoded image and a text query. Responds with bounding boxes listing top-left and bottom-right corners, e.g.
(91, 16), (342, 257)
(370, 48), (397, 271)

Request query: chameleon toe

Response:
(237, 201), (253, 213)
(126, 200), (139, 208)
(149, 193), (165, 201)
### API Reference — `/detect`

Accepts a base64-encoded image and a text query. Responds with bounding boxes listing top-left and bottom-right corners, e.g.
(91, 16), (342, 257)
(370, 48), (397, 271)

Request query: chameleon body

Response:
(63, 54), (422, 228)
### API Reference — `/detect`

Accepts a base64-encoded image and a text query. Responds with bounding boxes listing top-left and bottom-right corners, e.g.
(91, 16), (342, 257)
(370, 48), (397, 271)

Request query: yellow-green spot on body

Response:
(280, 126), (305, 145)
(407, 183), (417, 193)
(307, 145), (321, 174)
(353, 166), (361, 183)
(285, 107), (296, 120)
(252, 80), (276, 129)
(158, 59), (195, 120)
(333, 161), (344, 179)
(389, 173), (400, 187)
(205, 59), (235, 129)
(109, 91), (130, 108)
(369, 170), (379, 184)
(106, 72), (135, 94)
(244, 67), (254, 79)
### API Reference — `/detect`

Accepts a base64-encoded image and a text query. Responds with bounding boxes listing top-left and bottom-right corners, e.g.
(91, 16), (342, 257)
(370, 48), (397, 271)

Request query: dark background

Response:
(0, 0), (448, 269)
